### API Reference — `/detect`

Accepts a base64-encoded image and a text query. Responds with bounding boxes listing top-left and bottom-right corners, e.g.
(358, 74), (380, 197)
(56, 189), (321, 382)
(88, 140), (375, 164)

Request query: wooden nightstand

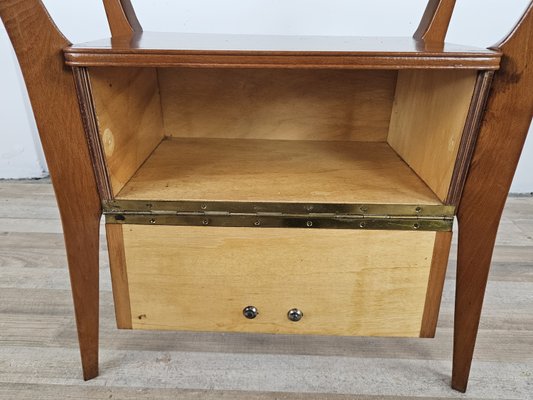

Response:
(1, 0), (531, 392)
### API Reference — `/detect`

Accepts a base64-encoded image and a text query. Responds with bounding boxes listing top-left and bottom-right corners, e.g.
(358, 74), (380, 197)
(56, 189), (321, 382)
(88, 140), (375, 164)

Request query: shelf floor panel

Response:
(116, 137), (441, 205)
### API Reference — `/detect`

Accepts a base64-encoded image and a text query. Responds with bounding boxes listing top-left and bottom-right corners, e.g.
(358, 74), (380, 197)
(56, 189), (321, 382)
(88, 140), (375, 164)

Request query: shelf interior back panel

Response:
(116, 137), (441, 205)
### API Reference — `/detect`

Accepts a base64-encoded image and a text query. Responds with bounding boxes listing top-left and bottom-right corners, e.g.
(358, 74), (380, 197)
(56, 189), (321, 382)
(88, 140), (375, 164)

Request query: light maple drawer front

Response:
(108, 224), (448, 338)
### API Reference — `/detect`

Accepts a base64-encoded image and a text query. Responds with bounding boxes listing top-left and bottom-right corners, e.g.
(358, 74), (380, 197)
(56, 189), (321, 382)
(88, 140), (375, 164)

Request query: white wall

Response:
(1, 0), (531, 191)
(0, 23), (46, 179)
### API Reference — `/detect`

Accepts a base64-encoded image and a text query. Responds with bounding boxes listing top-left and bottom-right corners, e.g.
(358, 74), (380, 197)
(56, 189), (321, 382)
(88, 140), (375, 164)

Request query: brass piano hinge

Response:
(103, 200), (454, 231)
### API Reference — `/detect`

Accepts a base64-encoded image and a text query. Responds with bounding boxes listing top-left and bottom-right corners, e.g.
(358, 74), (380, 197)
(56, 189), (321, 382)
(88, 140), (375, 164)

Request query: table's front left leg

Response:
(0, 0), (103, 380)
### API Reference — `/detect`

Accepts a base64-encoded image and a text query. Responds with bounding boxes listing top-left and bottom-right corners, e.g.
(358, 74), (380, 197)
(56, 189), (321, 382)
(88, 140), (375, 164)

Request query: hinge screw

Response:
(149, 219), (156, 224)
(201, 204), (207, 210)
(306, 221), (313, 227)
(254, 220), (261, 226)
(360, 206), (368, 212)
(415, 206), (422, 213)
(202, 219), (209, 225)
(359, 221), (366, 228)
(413, 223), (420, 229)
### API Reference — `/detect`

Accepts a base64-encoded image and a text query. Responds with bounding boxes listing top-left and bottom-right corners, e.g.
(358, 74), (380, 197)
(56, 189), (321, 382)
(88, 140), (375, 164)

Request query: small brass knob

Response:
(287, 308), (303, 322)
(243, 306), (258, 319)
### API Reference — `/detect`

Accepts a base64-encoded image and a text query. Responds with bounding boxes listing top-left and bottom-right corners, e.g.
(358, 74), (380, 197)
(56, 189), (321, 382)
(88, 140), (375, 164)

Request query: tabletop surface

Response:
(64, 32), (501, 69)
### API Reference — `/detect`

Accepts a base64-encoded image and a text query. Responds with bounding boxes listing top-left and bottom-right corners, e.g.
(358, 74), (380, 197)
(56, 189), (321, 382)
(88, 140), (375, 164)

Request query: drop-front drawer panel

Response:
(108, 225), (444, 337)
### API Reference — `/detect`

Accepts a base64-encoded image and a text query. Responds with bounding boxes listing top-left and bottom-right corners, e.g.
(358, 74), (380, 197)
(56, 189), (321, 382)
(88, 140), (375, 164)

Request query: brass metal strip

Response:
(104, 200), (455, 218)
(104, 200), (453, 231)
(105, 213), (452, 231)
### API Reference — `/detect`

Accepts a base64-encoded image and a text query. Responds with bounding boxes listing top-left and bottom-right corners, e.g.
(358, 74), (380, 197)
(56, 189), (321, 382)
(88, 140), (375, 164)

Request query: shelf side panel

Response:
(387, 70), (477, 202)
(90, 67), (165, 196)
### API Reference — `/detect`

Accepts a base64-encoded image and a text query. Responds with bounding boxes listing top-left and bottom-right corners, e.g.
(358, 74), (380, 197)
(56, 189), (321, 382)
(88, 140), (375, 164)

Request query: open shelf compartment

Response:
(86, 66), (482, 223)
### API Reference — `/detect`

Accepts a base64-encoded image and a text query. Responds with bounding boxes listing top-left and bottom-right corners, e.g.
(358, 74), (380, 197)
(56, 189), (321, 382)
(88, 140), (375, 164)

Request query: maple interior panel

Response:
(158, 68), (397, 141)
(387, 70), (478, 201)
(116, 137), (441, 205)
(116, 225), (439, 337)
(90, 67), (165, 195)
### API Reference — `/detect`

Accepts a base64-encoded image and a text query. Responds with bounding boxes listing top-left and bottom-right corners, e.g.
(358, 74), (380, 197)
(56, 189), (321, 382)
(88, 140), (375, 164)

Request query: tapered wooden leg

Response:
(452, 214), (497, 392)
(0, 0), (104, 379)
(451, 4), (533, 392)
(62, 214), (100, 380)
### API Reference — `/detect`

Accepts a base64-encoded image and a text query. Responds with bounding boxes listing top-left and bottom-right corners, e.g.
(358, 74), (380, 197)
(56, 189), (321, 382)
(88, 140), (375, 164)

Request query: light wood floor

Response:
(0, 180), (532, 400)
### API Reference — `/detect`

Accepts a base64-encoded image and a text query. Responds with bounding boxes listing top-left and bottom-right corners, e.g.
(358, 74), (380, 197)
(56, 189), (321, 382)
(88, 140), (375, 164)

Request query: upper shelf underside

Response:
(65, 32), (501, 69)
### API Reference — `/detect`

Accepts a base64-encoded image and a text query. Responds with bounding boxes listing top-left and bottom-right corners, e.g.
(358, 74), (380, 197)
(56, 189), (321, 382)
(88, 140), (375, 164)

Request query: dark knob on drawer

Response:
(287, 308), (303, 322)
(243, 306), (258, 319)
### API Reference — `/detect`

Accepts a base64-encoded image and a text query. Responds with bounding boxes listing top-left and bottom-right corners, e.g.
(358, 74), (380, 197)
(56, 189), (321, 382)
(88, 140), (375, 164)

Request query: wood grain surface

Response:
(103, 0), (142, 37)
(63, 33), (501, 69)
(72, 67), (113, 200)
(420, 231), (453, 338)
(413, 0), (456, 43)
(115, 138), (442, 205)
(453, 2), (533, 393)
(387, 70), (477, 202)
(105, 224), (131, 329)
(89, 67), (164, 195)
(121, 225), (436, 337)
(0, 0), (101, 380)
(158, 68), (397, 142)
(445, 71), (494, 205)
